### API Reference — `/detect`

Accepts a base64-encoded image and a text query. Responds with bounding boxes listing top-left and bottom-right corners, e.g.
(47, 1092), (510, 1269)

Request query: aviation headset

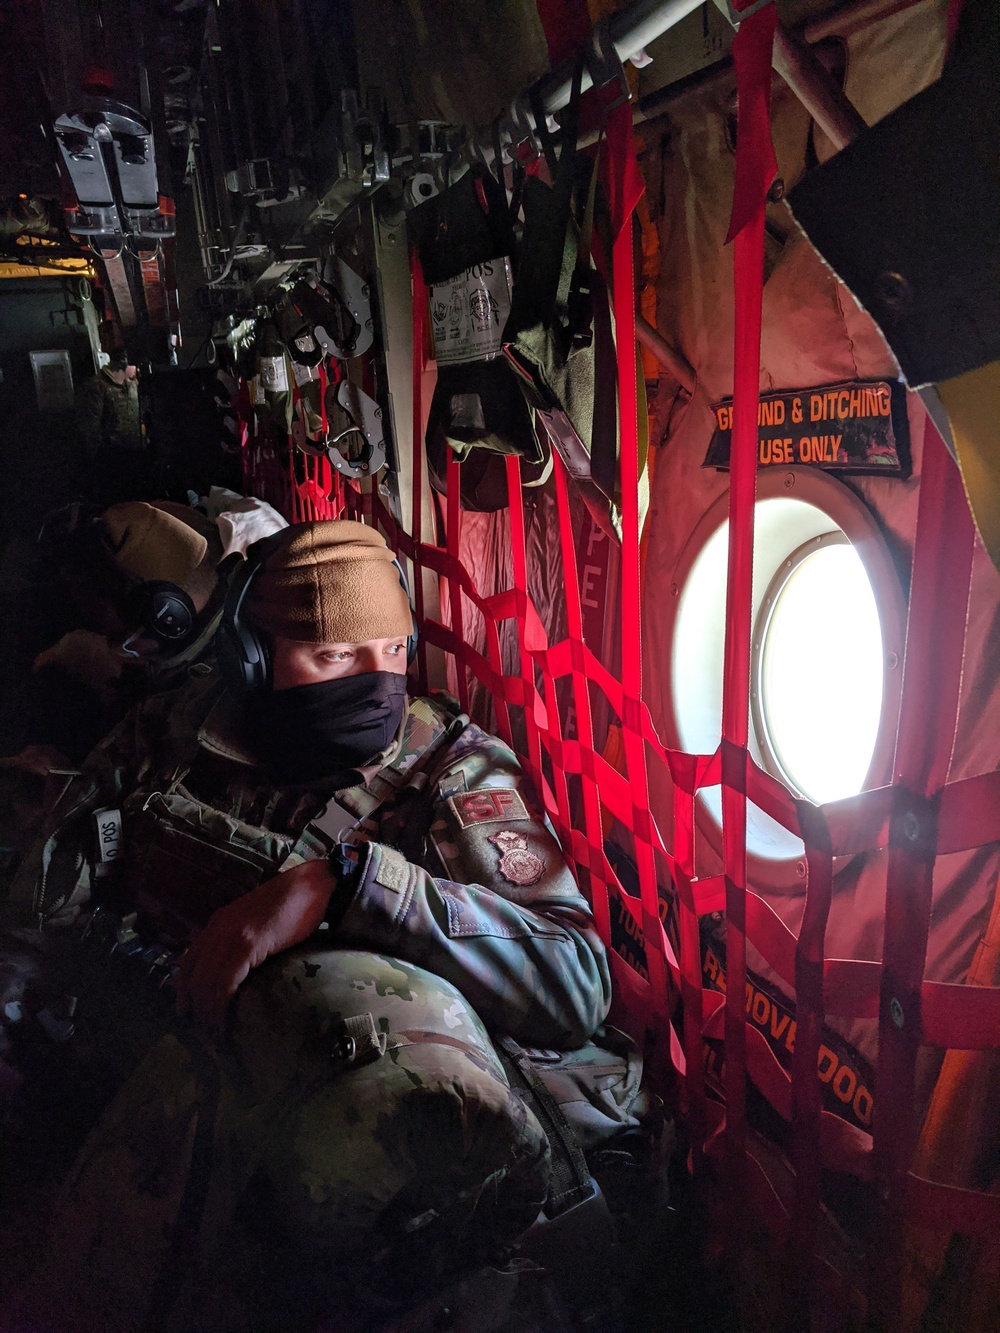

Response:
(38, 502), (201, 650)
(122, 580), (198, 647)
(218, 526), (419, 694)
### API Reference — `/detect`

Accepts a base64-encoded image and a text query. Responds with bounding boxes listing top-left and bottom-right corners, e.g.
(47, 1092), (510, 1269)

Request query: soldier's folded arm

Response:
(325, 741), (612, 1050)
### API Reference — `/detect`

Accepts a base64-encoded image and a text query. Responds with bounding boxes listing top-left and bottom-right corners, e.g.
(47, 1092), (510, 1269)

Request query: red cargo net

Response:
(235, 29), (1000, 1325)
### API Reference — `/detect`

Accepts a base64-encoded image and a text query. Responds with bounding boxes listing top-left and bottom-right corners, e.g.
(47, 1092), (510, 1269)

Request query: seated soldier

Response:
(6, 520), (613, 1330)
(0, 496), (288, 798)
(0, 500), (235, 870)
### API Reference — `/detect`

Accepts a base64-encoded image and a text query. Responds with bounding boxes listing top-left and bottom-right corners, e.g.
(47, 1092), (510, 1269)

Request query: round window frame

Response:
(750, 529), (888, 803)
(661, 466), (906, 894)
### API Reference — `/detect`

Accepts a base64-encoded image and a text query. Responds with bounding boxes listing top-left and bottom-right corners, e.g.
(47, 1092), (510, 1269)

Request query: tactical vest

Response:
(118, 694), (462, 950)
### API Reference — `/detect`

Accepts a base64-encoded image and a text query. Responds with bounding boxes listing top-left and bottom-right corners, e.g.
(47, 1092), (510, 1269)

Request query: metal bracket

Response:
(500, 96), (541, 159)
(587, 20), (630, 98)
(723, 0), (774, 26)
(340, 90), (390, 190)
(316, 255), (374, 360)
(327, 380), (386, 478)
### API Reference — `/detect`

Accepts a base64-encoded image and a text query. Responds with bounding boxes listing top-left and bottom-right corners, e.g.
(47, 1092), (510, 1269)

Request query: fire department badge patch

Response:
(488, 830), (544, 886)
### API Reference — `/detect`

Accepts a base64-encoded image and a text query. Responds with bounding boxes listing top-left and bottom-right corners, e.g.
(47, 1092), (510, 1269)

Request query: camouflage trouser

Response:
(32, 948), (552, 1331)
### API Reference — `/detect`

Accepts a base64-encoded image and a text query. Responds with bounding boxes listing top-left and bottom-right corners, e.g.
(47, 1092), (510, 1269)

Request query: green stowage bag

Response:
(229, 947), (552, 1260)
(40, 950), (552, 1327)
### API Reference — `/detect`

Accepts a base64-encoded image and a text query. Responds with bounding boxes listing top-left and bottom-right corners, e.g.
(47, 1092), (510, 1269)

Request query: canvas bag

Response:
(410, 164), (551, 511)
(502, 67), (647, 539)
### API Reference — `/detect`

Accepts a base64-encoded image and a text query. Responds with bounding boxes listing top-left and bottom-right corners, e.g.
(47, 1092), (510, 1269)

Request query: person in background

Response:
(74, 349), (142, 503)
(0, 496), (288, 853)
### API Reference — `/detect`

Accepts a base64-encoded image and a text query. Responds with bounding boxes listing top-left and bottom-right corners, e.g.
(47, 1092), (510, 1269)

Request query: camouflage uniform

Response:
(74, 368), (141, 461)
(7, 671), (612, 1326)
(15, 671), (610, 1048)
(73, 368), (143, 504)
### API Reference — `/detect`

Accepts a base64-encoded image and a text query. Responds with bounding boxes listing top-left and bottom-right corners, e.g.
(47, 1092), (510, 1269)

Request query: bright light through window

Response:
(758, 541), (884, 805)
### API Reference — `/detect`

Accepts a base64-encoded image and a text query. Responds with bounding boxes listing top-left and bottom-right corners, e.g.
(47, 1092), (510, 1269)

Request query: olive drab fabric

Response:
(502, 1025), (645, 1153)
(228, 949), (551, 1253)
(74, 366), (140, 460)
(37, 955), (552, 1329)
(410, 164), (550, 511)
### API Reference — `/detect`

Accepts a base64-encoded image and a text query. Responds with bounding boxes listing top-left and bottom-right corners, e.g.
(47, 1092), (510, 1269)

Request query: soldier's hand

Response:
(175, 858), (336, 1030)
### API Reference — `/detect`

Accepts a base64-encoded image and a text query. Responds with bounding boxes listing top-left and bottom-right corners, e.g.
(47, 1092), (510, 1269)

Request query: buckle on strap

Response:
(518, 1177), (615, 1265)
(331, 1012), (388, 1069)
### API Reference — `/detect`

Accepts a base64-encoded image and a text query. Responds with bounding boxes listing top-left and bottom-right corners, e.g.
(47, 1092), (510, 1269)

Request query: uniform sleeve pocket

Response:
(439, 883), (567, 940)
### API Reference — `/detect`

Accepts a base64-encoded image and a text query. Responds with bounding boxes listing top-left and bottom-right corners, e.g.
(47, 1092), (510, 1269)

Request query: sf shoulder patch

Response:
(447, 788), (529, 829)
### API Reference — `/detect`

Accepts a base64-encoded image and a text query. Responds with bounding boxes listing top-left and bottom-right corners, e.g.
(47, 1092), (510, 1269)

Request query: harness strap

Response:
(497, 1035), (593, 1217)
(329, 699), (469, 828)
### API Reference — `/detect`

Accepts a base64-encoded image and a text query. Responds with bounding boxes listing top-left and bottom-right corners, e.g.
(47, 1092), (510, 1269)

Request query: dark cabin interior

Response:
(0, 1), (998, 1330)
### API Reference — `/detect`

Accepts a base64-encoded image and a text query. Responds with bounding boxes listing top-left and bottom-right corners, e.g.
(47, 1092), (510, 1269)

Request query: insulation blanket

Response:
(634, 0), (1000, 1121)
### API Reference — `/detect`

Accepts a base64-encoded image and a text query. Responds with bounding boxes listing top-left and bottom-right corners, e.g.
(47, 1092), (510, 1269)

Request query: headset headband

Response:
(217, 525), (418, 694)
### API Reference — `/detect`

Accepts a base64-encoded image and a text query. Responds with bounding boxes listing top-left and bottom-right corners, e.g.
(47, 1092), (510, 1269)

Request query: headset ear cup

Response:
(129, 582), (197, 644)
(219, 531), (292, 693)
(392, 557), (419, 666)
(218, 616), (269, 693)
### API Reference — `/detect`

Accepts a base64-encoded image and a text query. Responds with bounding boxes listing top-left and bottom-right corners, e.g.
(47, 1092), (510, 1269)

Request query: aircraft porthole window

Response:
(665, 468), (905, 891)
(752, 533), (884, 806)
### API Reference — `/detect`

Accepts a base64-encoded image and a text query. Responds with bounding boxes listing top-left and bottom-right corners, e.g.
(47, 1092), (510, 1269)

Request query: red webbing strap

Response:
(505, 455), (548, 823)
(938, 770), (1000, 852)
(236, 379), (252, 495)
(721, 0), (777, 1182)
(410, 250), (429, 693)
(535, 0), (591, 66)
(608, 97), (673, 1069)
(552, 452), (613, 948)
(871, 420), (975, 1332)
(672, 752), (709, 1162)
(318, 360), (329, 436)
(287, 367), (309, 521)
(906, 1174), (1000, 1237)
(444, 453), (471, 715)
(286, 435), (302, 524)
(789, 800), (832, 1305)
(947, 0), (967, 49)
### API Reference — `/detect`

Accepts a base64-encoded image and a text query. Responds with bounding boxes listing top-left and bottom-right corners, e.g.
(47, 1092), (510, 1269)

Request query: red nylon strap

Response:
(790, 801), (831, 1301)
(506, 455), (548, 816)
(236, 379), (252, 495)
(721, 0), (777, 1188)
(552, 454), (613, 947)
(870, 421), (975, 1332)
(410, 251), (429, 692)
(535, 0), (591, 65)
(608, 98), (676, 1075)
(318, 360), (329, 436)
(906, 1172), (1000, 1237)
(444, 454), (470, 715)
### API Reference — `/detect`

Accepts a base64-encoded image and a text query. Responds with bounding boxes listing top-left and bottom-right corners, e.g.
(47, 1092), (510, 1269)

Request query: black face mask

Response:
(250, 671), (408, 787)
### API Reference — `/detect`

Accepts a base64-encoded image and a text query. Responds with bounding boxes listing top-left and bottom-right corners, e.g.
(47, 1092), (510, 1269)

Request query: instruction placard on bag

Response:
(93, 808), (122, 877)
(428, 259), (512, 366)
(258, 355), (289, 393)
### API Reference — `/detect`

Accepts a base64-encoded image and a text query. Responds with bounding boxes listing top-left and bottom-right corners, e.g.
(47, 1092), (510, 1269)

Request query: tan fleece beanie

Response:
(101, 502), (214, 591)
(247, 520), (413, 644)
